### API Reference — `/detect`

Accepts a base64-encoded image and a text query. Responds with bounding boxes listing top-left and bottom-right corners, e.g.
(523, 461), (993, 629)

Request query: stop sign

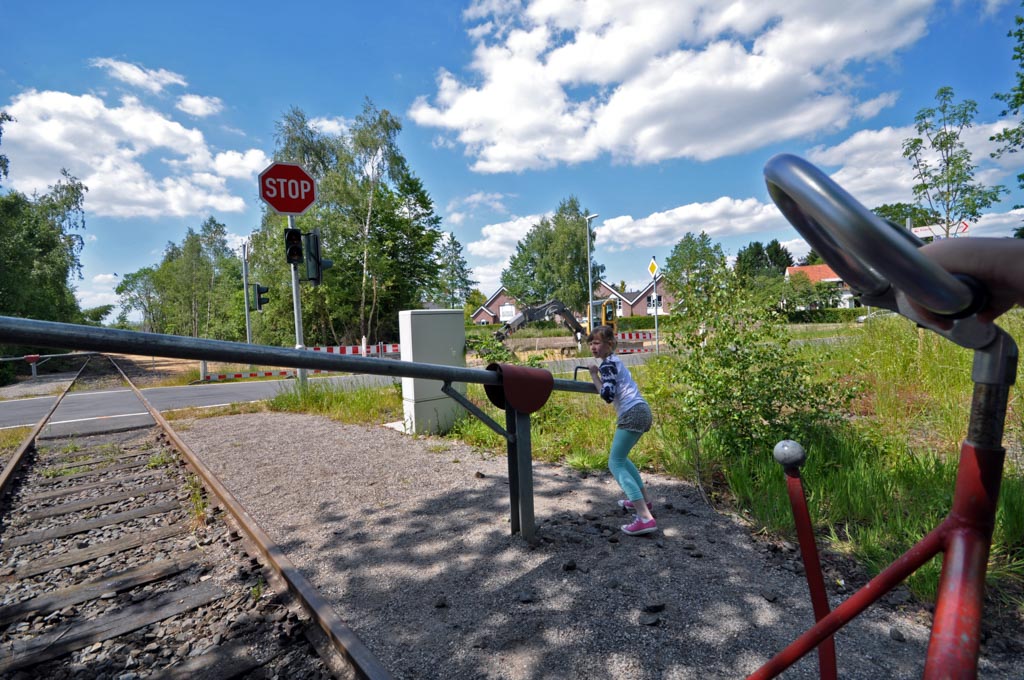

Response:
(259, 162), (317, 215)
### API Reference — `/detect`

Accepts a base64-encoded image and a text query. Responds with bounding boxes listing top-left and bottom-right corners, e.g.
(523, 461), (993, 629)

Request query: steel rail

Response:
(105, 355), (394, 680)
(0, 356), (93, 503)
(0, 316), (595, 396)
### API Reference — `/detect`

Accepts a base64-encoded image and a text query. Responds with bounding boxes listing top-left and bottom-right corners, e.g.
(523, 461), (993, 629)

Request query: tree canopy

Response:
(428, 232), (477, 309)
(872, 203), (941, 229)
(903, 87), (1006, 238)
(991, 4), (1024, 213)
(245, 102), (443, 346)
(116, 218), (242, 338)
(661, 231), (726, 315)
(734, 239), (793, 281)
(501, 196), (602, 311)
(0, 112), (91, 383)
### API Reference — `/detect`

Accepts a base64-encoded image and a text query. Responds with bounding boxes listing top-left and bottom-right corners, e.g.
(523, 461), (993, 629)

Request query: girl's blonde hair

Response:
(587, 325), (617, 348)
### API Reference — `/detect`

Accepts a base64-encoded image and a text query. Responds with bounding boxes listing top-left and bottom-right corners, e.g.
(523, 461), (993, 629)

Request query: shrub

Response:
(645, 258), (850, 500)
(617, 315), (659, 331)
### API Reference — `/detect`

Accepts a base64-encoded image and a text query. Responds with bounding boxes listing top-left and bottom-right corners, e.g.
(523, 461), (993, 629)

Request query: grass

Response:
(268, 381), (403, 424)
(781, 311), (1024, 601)
(147, 368), (202, 387)
(0, 426), (31, 461)
(146, 450), (177, 468)
(164, 401), (268, 422)
(785, 323), (860, 341)
(186, 473), (209, 531)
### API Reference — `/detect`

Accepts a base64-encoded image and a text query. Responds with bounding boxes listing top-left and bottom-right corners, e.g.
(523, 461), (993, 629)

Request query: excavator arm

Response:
(493, 299), (586, 342)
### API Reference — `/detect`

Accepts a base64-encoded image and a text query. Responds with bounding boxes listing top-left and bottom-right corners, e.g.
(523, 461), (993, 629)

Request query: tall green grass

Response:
(269, 380), (403, 425)
(789, 311), (1024, 600)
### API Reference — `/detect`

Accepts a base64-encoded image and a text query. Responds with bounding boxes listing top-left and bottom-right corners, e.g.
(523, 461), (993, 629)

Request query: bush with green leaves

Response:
(465, 334), (515, 365)
(646, 249), (850, 501)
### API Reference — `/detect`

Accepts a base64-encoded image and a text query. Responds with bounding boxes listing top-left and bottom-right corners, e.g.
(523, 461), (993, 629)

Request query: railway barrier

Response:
(0, 315), (594, 542)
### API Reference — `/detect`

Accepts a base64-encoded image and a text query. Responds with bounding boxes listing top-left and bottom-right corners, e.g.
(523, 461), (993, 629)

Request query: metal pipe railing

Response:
(0, 315), (599, 543)
(0, 316), (595, 396)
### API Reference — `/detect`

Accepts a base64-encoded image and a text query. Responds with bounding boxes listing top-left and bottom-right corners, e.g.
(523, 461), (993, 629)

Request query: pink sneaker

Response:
(621, 516), (657, 536)
(617, 499), (654, 513)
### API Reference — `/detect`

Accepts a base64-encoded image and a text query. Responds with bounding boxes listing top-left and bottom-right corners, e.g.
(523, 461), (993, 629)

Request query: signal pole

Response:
(241, 242), (252, 345)
(288, 216), (307, 387)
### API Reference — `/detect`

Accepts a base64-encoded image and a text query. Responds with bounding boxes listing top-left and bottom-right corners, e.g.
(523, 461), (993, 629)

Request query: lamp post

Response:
(584, 213), (599, 333)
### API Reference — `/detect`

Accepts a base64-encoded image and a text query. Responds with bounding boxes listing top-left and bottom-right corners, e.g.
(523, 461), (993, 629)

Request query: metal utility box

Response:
(399, 309), (466, 434)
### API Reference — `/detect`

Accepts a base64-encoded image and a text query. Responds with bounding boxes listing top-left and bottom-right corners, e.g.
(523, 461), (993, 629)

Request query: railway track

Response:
(0, 355), (391, 679)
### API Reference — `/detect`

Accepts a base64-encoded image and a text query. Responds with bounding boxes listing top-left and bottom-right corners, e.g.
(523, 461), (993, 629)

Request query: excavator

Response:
(493, 298), (616, 343)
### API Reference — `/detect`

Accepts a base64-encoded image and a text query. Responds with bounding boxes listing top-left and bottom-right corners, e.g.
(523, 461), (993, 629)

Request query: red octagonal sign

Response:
(259, 162), (317, 215)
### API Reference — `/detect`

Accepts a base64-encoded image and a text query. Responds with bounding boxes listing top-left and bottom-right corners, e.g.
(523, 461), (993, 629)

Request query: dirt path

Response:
(178, 412), (1022, 679)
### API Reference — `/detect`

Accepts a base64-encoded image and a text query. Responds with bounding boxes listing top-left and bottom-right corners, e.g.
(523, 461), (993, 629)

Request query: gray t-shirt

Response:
(597, 353), (646, 416)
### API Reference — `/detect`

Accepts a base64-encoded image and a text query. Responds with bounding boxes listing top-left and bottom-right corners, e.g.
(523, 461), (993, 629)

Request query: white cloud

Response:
(213, 149), (271, 179)
(77, 273), (122, 311)
(76, 289), (120, 309)
(805, 117), (1019, 208)
(463, 191), (510, 211)
(225, 232), (250, 253)
(445, 191), (512, 230)
(411, 0), (943, 173)
(176, 94), (224, 117)
(780, 237), (812, 262)
(595, 197), (786, 252)
(91, 58), (187, 93)
(472, 260), (510, 297)
(310, 116), (351, 136)
(969, 208), (1024, 237)
(855, 92), (900, 119)
(4, 89), (263, 218)
(467, 214), (546, 258)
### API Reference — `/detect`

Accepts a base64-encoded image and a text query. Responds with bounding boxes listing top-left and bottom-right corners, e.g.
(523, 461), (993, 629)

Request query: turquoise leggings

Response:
(608, 428), (645, 501)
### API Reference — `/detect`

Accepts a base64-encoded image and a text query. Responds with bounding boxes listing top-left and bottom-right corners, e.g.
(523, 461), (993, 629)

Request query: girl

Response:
(587, 325), (656, 536)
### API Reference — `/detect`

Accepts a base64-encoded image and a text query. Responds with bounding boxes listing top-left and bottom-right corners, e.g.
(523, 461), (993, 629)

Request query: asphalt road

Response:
(0, 373), (399, 437)
(0, 354), (634, 438)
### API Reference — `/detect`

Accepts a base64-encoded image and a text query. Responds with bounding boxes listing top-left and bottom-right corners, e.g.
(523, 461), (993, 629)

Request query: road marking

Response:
(47, 412), (153, 425)
(64, 389), (131, 398)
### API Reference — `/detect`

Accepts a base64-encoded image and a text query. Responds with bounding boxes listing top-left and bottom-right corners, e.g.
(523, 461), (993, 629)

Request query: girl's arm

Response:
(588, 360), (617, 403)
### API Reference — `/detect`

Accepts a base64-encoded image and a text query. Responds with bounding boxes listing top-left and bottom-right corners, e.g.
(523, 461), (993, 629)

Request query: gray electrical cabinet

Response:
(398, 309), (466, 434)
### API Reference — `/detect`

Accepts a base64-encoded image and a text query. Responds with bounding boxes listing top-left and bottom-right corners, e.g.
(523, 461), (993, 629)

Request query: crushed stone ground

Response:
(176, 412), (1022, 679)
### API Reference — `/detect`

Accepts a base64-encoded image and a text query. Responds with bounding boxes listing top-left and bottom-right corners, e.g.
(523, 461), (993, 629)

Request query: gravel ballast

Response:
(178, 412), (1021, 679)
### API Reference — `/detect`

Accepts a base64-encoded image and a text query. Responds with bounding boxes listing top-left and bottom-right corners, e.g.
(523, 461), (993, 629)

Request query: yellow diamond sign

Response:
(648, 258), (658, 278)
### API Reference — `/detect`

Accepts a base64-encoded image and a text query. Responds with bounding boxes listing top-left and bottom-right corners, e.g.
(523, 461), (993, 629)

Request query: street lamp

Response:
(584, 213), (599, 334)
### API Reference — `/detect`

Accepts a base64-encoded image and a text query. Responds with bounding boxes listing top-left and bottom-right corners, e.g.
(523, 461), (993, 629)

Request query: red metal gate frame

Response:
(751, 345), (1016, 679)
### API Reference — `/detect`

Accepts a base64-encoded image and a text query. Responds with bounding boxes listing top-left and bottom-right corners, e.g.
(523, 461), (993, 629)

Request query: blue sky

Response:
(2, 0), (1022, 313)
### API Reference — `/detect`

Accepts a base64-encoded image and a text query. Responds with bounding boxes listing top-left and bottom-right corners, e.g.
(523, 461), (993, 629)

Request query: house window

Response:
(616, 299), (623, 314)
(499, 303), (516, 321)
(646, 295), (662, 313)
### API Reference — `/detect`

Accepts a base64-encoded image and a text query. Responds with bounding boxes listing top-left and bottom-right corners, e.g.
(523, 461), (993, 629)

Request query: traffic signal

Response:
(303, 229), (334, 286)
(254, 284), (270, 311)
(284, 228), (304, 265)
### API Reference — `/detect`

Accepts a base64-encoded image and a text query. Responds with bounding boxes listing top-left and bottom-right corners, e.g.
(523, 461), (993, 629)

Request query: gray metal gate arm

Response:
(0, 316), (595, 395)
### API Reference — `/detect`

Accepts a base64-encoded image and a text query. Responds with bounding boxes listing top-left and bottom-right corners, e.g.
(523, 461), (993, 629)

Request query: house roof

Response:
(786, 264), (841, 283)
(623, 274), (665, 303)
(482, 286), (508, 306)
(476, 275), (666, 310)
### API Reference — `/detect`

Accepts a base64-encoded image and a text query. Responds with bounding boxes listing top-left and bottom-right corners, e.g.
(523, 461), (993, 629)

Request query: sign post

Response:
(648, 256), (659, 354)
(259, 162), (317, 386)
